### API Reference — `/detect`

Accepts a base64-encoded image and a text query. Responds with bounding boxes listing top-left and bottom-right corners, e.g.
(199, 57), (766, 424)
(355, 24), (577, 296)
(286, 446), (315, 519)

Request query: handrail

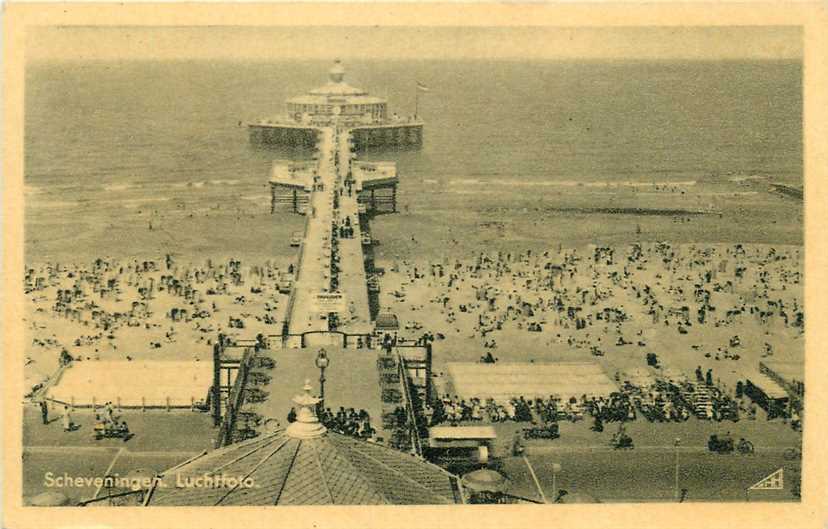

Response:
(228, 339), (258, 348)
(252, 118), (423, 128)
(30, 363), (70, 402)
(78, 489), (144, 506)
(396, 351), (423, 457)
(216, 348), (254, 447)
(282, 162), (317, 336)
(267, 330), (374, 349)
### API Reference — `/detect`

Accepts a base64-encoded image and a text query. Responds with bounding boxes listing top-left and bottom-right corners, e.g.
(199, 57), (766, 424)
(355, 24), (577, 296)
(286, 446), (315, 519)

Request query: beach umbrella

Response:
(556, 491), (601, 504)
(262, 417), (282, 432)
(461, 468), (509, 494)
(27, 491), (71, 506)
(24, 374), (45, 393)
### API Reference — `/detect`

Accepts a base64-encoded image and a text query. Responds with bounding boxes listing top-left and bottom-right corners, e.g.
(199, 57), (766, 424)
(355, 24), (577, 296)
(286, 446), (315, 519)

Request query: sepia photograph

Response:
(3, 4), (827, 529)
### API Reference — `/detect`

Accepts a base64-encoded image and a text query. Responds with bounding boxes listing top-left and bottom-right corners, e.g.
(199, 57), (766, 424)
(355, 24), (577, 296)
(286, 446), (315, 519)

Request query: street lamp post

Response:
(315, 348), (330, 411)
(551, 463), (562, 503)
(674, 437), (681, 502)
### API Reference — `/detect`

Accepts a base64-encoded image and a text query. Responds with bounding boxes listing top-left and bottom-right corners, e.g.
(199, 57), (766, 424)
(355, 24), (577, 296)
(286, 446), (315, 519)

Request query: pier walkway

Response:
(334, 130), (372, 335)
(284, 126), (372, 343)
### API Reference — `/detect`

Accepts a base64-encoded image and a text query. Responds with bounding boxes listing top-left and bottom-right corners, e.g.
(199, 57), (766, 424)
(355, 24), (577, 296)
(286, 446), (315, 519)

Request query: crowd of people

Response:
(93, 401), (131, 438)
(427, 394), (585, 426)
(286, 405), (376, 440)
(383, 241), (804, 442)
(425, 370), (776, 431)
(386, 242), (803, 389)
(24, 256), (294, 379)
(427, 387), (756, 432)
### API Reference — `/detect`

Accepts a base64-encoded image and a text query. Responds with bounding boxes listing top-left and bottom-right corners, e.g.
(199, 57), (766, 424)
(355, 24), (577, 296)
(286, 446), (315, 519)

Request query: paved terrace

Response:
(236, 348), (386, 438)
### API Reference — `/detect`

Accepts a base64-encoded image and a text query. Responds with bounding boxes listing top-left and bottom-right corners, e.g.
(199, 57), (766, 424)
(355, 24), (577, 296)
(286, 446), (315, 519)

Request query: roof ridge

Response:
(213, 437), (292, 506)
(310, 440), (336, 504)
(212, 432), (286, 473)
(332, 436), (451, 504)
(336, 432), (452, 475)
(142, 449), (209, 506)
(272, 438), (303, 505)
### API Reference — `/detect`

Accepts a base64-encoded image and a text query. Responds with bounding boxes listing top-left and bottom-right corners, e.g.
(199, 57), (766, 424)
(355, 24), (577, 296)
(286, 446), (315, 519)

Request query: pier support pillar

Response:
(292, 189), (298, 213)
(212, 342), (222, 426)
(425, 342), (433, 403)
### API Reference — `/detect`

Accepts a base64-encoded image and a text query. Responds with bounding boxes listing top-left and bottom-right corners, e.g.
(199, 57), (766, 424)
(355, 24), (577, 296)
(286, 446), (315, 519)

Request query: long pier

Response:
(215, 123), (434, 448)
(283, 126), (373, 347)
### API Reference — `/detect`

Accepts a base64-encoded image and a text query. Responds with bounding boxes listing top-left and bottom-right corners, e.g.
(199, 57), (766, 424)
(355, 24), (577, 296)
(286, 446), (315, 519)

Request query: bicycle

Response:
(783, 446), (802, 460)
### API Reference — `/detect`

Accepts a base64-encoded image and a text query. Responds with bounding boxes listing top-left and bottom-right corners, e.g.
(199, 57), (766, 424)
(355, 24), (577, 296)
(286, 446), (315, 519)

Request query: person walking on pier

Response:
(62, 405), (73, 432)
(40, 401), (49, 425)
(105, 401), (115, 425)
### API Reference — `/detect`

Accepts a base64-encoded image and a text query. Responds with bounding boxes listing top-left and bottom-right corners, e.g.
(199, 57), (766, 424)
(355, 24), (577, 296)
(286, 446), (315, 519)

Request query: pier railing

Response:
(267, 330), (374, 350)
(282, 173), (318, 337)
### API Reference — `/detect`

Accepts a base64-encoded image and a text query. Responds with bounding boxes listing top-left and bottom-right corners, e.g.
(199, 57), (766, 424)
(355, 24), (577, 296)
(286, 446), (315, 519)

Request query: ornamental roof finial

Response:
(286, 379), (327, 439)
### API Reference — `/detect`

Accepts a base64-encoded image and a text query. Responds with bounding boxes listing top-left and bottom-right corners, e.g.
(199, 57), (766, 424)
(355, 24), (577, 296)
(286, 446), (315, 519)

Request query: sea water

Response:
(24, 59), (802, 256)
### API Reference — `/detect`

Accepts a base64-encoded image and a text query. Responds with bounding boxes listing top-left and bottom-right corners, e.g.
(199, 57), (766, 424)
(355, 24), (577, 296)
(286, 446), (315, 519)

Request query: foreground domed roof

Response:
(144, 383), (462, 505)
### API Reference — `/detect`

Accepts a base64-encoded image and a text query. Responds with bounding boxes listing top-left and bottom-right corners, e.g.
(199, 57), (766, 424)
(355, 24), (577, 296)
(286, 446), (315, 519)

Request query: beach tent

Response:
(760, 360), (804, 397)
(744, 371), (789, 418)
(375, 312), (400, 332)
(45, 360), (213, 408)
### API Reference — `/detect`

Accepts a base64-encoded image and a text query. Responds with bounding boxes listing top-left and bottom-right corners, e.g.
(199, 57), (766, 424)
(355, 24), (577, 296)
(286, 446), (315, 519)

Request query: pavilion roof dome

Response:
(308, 59), (369, 97)
(145, 429), (462, 505)
(144, 382), (463, 506)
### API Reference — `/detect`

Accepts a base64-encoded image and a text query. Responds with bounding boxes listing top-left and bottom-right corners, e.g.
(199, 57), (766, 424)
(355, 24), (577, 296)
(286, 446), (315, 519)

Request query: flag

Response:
(749, 468), (784, 490)
(416, 81), (430, 92)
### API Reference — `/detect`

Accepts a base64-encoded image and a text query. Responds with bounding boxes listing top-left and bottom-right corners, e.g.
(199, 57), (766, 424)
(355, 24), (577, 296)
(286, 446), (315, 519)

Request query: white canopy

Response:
(446, 362), (617, 403)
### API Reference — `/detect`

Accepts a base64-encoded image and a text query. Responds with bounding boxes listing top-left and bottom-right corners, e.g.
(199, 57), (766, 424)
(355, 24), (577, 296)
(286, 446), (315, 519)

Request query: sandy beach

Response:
(23, 254), (294, 390)
(376, 242), (803, 390)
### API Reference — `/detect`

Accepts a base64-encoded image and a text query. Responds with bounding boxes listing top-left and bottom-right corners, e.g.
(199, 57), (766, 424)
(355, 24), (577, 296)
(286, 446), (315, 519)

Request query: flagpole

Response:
(674, 437), (681, 502)
(415, 83), (419, 119)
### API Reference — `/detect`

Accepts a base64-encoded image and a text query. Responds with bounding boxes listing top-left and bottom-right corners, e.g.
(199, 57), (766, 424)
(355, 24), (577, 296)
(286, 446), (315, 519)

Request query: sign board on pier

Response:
(314, 292), (346, 313)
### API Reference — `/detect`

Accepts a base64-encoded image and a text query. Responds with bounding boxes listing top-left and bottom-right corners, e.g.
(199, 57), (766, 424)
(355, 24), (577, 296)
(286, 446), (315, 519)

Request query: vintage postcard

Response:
(3, 3), (827, 529)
